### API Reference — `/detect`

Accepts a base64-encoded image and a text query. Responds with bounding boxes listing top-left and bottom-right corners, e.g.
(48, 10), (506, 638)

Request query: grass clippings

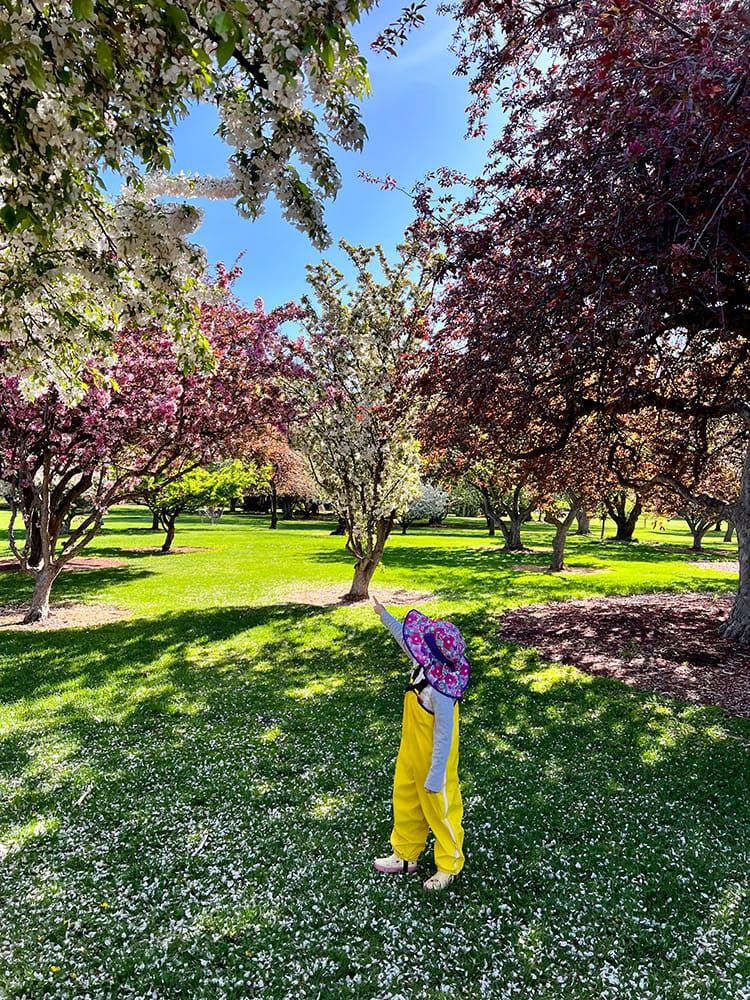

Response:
(690, 560), (739, 574)
(512, 563), (606, 575)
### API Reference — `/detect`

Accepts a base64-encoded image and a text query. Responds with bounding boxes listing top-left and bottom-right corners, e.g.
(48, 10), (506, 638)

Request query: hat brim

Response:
(402, 609), (433, 668)
(402, 608), (470, 678)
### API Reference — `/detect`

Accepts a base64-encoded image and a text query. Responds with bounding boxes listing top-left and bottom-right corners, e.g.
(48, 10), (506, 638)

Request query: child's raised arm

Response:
(371, 596), (410, 655)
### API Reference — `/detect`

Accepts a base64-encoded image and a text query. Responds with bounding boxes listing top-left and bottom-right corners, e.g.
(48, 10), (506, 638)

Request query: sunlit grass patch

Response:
(0, 507), (748, 998)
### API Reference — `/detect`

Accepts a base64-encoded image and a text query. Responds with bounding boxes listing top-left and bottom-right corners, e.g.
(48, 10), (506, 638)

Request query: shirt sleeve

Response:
(378, 608), (410, 655)
(424, 689), (456, 792)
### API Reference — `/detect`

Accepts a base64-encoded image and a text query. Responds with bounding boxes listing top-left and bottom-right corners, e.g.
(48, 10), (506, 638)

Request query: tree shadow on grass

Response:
(1, 602), (750, 995)
(310, 542), (739, 606)
(574, 536), (737, 562)
(0, 565), (154, 611)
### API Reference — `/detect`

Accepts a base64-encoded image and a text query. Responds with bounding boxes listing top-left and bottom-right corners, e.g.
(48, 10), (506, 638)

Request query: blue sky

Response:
(165, 1), (489, 309)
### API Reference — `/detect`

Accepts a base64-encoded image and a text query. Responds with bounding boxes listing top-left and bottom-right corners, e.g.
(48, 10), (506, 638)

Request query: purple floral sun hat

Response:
(402, 609), (471, 700)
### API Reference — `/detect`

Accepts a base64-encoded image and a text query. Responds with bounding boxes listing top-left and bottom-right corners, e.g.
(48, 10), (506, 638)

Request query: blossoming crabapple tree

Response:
(0, 0), (378, 391)
(398, 482), (451, 534)
(291, 242), (432, 600)
(0, 295), (292, 621)
(251, 432), (317, 528)
(607, 414), (745, 555)
(421, 402), (540, 549)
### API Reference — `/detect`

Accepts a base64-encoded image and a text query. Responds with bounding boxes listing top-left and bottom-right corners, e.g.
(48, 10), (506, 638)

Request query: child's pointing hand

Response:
(371, 595), (385, 616)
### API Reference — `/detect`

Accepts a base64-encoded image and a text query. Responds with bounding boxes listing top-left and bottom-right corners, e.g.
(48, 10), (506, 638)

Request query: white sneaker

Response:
(423, 870), (456, 891)
(373, 852), (417, 874)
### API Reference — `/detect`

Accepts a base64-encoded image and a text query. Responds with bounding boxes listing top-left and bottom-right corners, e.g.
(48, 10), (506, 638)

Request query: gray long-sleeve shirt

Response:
(378, 608), (456, 793)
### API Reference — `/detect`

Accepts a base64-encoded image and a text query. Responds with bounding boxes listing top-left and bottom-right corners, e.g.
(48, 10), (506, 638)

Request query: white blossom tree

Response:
(0, 0), (379, 393)
(291, 242), (432, 600)
(398, 482), (451, 534)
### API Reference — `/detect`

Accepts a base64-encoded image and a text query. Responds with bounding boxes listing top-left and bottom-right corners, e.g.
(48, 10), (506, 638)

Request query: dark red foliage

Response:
(430, 0), (750, 446)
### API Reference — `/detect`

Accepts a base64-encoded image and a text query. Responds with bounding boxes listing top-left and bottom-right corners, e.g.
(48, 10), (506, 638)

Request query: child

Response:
(371, 596), (470, 891)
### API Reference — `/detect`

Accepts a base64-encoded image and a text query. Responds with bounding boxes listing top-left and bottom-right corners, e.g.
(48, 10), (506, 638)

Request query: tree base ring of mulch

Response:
(652, 543), (738, 558)
(500, 591), (750, 717)
(476, 545), (542, 554)
(123, 546), (207, 555)
(512, 563), (606, 575)
(690, 560), (739, 573)
(0, 602), (130, 630)
(281, 585), (434, 608)
(0, 556), (129, 572)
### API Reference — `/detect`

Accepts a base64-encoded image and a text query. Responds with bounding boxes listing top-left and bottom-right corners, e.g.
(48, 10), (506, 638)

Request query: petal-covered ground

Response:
(1, 510), (749, 999)
(500, 592), (750, 716)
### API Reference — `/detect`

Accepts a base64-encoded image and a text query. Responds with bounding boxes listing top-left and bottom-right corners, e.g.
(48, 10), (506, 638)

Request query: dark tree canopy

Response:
(430, 0), (749, 445)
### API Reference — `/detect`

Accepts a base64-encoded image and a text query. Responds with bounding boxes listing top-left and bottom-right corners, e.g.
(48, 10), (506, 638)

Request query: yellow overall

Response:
(390, 690), (465, 875)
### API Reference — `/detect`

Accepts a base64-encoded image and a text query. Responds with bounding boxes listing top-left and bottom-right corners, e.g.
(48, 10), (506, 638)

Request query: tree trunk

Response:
(496, 515), (524, 551)
(613, 514), (638, 542)
(724, 521), (735, 543)
(344, 516), (393, 601)
(506, 516), (525, 551)
(575, 510), (591, 535)
(607, 493), (642, 542)
(549, 525), (570, 571)
(486, 516), (496, 537)
(230, 497), (238, 513)
(331, 516), (346, 536)
(545, 501), (581, 571)
(151, 510), (160, 531)
(270, 483), (278, 529)
(24, 566), (60, 623)
(27, 514), (43, 568)
(721, 447), (750, 641)
(401, 522), (407, 535)
(346, 558), (380, 601)
(161, 517), (177, 553)
(281, 497), (294, 520)
(691, 524), (710, 551)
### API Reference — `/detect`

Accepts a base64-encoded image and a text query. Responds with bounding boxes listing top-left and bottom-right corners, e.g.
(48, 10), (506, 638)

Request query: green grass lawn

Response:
(1, 508), (748, 999)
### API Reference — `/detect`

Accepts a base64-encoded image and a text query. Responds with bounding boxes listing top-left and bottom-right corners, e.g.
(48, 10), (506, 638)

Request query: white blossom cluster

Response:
(291, 243), (433, 562)
(0, 0), (374, 391)
(399, 481), (452, 530)
(0, 194), (211, 399)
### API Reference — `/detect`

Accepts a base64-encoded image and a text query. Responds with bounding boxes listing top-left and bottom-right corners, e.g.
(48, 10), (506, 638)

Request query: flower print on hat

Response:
(402, 609), (470, 699)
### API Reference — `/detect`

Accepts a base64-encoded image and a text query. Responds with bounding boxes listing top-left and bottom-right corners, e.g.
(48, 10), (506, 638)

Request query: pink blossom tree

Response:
(251, 432), (317, 528)
(0, 294), (293, 621)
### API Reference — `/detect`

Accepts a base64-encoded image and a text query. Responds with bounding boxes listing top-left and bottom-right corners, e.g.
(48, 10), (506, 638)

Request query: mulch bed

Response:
(654, 544), (738, 558)
(0, 556), (128, 572)
(476, 545), (544, 554)
(690, 560), (739, 574)
(500, 591), (750, 717)
(123, 546), (207, 555)
(281, 585), (434, 608)
(0, 602), (130, 630)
